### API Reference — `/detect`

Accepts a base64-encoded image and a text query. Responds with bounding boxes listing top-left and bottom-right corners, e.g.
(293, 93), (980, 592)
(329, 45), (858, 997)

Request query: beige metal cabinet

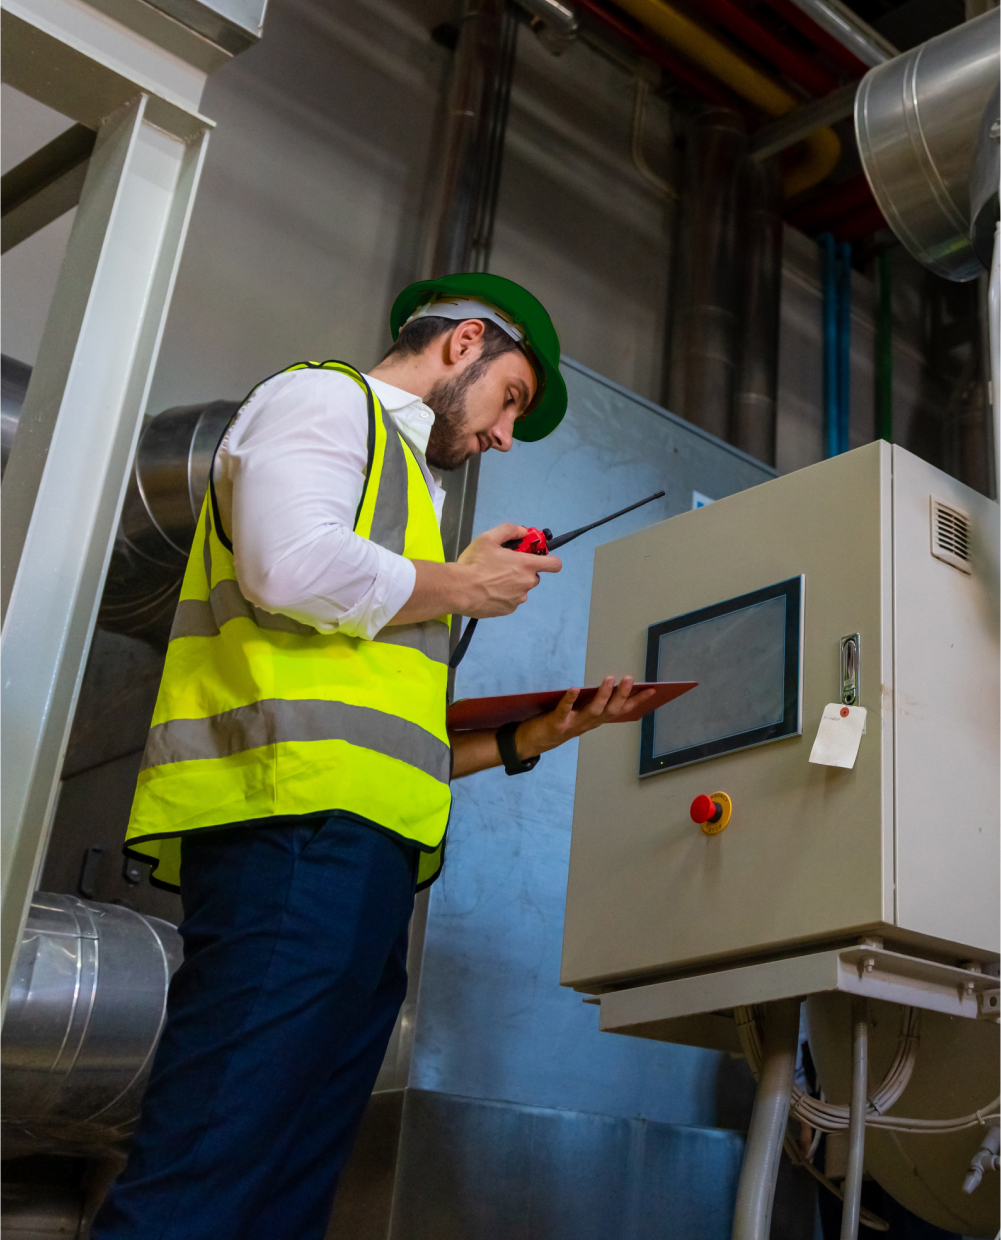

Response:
(562, 442), (999, 993)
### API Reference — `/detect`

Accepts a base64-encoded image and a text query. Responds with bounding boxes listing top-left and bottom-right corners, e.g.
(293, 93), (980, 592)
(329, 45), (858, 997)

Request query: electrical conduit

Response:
(610, 0), (841, 196)
(732, 998), (801, 1240)
(840, 998), (869, 1240)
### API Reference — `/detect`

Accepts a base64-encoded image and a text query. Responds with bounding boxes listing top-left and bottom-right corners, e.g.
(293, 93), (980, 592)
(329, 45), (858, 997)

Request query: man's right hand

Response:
(386, 523), (561, 627)
(455, 524), (562, 617)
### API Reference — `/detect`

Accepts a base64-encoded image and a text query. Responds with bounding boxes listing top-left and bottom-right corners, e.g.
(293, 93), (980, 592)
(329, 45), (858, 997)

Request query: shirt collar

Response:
(363, 373), (436, 458)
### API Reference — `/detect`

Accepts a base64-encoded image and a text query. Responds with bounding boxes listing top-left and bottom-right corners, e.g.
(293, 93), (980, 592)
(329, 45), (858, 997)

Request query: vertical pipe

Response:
(731, 998), (801, 1240)
(428, 0), (517, 277)
(875, 248), (893, 443)
(668, 109), (747, 441)
(990, 223), (1000, 495)
(840, 997), (869, 1240)
(820, 233), (839, 458)
(837, 240), (852, 454)
(733, 158), (782, 466)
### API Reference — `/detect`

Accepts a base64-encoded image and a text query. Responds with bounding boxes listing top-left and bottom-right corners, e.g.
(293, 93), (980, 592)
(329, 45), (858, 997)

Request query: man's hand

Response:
(515, 676), (655, 756)
(455, 524), (561, 618)
(387, 523), (561, 626)
(449, 676), (655, 778)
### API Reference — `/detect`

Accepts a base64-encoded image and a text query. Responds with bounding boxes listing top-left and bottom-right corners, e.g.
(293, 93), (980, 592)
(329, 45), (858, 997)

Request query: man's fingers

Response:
(554, 688), (580, 720)
(535, 555), (562, 574)
(586, 675), (616, 715)
(487, 522), (527, 544)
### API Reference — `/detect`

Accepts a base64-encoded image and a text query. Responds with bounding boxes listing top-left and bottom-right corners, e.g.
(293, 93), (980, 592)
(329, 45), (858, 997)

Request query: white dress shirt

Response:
(212, 369), (445, 639)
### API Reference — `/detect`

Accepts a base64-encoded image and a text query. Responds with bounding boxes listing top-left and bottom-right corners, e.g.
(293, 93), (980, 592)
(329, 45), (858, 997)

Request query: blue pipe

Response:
(820, 233), (839, 459)
(837, 240), (852, 455)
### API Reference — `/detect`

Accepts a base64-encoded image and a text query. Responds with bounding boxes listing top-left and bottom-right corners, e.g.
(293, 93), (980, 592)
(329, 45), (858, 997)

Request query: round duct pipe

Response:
(98, 400), (237, 646)
(2, 893), (182, 1158)
(854, 7), (1000, 282)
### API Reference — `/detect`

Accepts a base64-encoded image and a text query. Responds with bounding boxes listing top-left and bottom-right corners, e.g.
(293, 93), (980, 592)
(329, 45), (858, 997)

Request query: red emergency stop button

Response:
(691, 795), (722, 825)
(690, 791), (733, 836)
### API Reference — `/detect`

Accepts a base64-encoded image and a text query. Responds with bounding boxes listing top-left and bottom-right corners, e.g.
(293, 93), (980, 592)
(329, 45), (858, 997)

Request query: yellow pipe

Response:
(614, 0), (841, 197)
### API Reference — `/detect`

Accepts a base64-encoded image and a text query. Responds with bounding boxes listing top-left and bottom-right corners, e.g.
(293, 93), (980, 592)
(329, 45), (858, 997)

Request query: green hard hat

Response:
(390, 273), (567, 443)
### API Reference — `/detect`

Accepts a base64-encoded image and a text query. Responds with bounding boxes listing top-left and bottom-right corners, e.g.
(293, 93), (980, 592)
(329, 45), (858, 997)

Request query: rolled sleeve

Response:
(215, 369), (418, 639)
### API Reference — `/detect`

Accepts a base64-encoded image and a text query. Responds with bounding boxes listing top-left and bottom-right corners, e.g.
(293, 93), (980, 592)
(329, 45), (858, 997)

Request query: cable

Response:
(735, 1006), (999, 1135)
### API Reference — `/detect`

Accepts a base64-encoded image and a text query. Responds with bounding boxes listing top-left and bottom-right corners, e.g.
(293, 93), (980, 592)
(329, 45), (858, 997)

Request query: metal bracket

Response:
(840, 632), (861, 706)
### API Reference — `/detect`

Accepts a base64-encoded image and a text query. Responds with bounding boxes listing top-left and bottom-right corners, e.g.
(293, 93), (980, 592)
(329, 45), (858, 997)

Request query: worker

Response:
(92, 274), (649, 1240)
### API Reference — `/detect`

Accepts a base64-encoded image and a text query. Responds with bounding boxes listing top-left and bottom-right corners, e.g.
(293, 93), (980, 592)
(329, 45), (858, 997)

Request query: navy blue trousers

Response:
(92, 815), (418, 1240)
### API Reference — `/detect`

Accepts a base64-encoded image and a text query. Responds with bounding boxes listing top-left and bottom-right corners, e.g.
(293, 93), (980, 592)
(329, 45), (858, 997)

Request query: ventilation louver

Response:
(930, 497), (972, 573)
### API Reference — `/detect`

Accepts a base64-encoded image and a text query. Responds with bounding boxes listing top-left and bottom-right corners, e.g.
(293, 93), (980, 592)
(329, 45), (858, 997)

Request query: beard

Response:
(423, 369), (479, 471)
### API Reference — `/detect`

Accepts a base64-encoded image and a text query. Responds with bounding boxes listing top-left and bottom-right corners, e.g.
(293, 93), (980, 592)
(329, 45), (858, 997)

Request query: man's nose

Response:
(487, 416), (514, 453)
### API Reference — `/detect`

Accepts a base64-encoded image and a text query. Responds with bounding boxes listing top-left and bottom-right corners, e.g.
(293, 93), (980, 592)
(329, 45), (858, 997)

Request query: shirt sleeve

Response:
(213, 368), (417, 638)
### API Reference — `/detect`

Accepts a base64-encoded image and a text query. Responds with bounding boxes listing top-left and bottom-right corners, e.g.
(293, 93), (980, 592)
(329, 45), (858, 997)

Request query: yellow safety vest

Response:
(125, 362), (451, 891)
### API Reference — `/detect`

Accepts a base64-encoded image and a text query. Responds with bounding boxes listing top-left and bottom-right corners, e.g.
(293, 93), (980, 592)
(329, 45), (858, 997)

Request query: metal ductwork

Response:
(1, 354), (235, 646)
(2, 893), (181, 1158)
(855, 7), (1000, 282)
(99, 400), (238, 646)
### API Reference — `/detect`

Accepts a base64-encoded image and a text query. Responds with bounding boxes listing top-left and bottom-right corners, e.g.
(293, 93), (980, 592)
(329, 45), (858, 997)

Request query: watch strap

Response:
(496, 720), (541, 776)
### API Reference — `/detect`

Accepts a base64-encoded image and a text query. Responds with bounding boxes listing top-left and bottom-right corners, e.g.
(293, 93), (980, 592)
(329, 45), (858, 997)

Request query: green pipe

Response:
(875, 249), (893, 443)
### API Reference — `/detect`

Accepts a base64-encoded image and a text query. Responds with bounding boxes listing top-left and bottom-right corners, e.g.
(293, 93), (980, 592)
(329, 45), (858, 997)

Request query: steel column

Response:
(0, 93), (209, 1009)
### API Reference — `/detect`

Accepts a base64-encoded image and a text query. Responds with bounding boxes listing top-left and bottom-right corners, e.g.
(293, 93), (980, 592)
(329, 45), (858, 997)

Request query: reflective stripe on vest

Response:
(124, 362), (451, 892)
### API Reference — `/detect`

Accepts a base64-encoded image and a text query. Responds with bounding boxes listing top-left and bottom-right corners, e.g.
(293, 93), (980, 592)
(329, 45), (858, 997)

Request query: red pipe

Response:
(575, 0), (745, 110)
(755, 0), (870, 76)
(692, 0), (841, 96)
(832, 201), (888, 242)
(787, 173), (874, 232)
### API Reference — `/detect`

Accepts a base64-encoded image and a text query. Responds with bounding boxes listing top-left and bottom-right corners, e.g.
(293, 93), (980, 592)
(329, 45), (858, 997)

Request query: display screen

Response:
(640, 577), (803, 776)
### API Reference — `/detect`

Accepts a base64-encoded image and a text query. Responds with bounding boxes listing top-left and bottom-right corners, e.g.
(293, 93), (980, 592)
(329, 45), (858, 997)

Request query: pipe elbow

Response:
(783, 126), (842, 198)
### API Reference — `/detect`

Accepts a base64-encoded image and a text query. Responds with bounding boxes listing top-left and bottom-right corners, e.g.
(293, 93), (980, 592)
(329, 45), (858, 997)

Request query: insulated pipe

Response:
(990, 223), (1000, 495)
(855, 9), (1000, 282)
(427, 0), (517, 277)
(732, 998), (801, 1240)
(733, 158), (781, 465)
(99, 400), (238, 646)
(2, 893), (181, 1157)
(840, 997), (869, 1240)
(761, 0), (870, 76)
(668, 109), (746, 442)
(610, 0), (841, 196)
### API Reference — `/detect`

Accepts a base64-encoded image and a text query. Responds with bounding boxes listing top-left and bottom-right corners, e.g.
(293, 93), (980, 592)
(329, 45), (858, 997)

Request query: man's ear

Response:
(447, 319), (486, 365)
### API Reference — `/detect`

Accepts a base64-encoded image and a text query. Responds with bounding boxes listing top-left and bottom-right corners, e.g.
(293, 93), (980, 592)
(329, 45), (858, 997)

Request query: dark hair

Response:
(383, 315), (522, 366)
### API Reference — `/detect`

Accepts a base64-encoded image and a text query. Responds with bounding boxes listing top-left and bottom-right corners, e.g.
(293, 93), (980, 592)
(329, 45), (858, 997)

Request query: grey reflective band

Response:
(374, 620), (450, 664)
(396, 427), (435, 498)
(141, 698), (451, 784)
(170, 581), (315, 641)
(368, 401), (409, 554)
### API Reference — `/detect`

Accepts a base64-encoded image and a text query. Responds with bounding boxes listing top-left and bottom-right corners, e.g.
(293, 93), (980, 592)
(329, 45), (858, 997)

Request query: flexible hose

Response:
(840, 997), (868, 1240)
(732, 998), (801, 1240)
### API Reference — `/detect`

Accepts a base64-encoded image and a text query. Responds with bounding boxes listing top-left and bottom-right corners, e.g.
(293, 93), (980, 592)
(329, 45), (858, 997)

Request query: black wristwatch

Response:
(496, 721), (541, 776)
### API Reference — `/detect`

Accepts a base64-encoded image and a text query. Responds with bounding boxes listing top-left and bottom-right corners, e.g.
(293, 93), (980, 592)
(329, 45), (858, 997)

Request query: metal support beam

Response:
(1, 123), (96, 254)
(0, 90), (209, 1009)
(749, 81), (858, 161)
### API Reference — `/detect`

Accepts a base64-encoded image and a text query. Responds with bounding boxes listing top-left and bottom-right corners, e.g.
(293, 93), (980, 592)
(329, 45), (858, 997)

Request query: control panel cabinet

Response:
(561, 442), (999, 992)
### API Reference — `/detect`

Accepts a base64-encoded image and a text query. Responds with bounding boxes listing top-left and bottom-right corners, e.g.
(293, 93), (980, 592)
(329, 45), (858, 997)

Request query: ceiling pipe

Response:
(758, 0), (876, 76)
(610, 0), (841, 196)
(688, 0), (841, 96)
(781, 0), (896, 68)
(575, 0), (739, 109)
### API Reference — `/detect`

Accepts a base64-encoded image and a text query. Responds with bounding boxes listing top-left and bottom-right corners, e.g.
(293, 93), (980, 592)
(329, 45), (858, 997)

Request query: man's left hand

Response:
(449, 676), (655, 779)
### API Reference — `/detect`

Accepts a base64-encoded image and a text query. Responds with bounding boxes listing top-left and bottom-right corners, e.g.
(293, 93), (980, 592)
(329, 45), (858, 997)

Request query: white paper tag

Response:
(809, 704), (867, 769)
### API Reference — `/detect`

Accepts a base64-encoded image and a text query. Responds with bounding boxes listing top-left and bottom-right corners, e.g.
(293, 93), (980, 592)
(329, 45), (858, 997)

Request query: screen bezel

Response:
(639, 575), (804, 777)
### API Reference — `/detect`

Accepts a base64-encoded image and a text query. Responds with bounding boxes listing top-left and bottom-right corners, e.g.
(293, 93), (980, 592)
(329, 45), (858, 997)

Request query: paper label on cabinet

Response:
(809, 704), (867, 769)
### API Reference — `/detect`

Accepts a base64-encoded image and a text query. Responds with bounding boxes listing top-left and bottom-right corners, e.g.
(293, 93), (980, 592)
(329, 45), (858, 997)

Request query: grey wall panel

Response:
(409, 359), (774, 1125)
(388, 1090), (748, 1240)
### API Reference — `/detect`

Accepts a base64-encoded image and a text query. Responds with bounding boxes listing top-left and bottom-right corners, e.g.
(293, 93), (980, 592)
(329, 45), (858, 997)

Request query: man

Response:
(93, 274), (648, 1240)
